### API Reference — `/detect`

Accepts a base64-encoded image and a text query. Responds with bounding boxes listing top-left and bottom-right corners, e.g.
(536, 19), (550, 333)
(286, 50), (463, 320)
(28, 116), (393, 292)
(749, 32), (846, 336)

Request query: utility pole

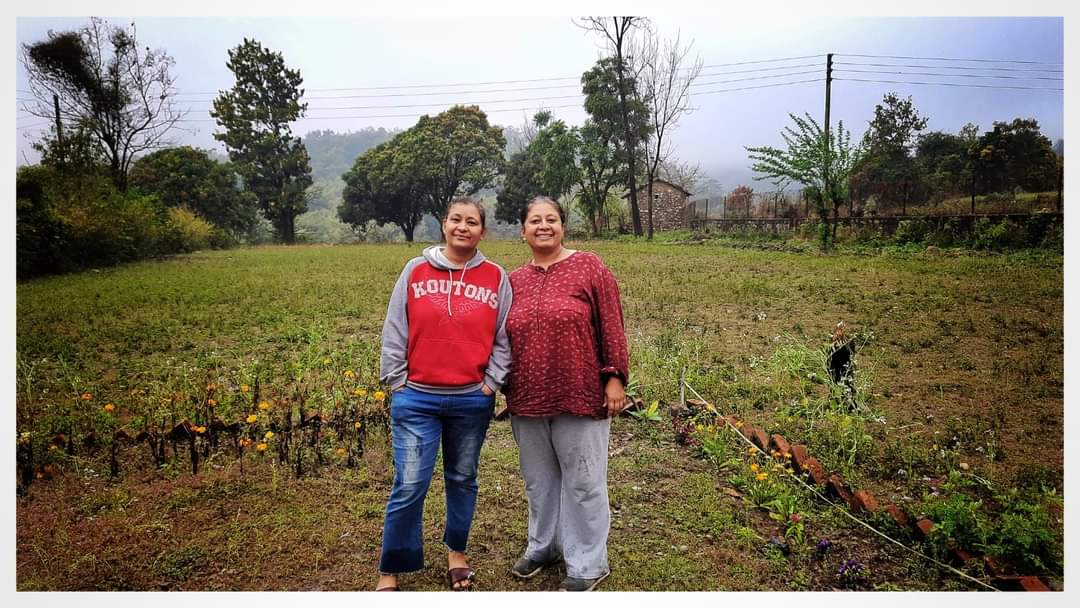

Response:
(823, 53), (833, 227)
(53, 94), (64, 166)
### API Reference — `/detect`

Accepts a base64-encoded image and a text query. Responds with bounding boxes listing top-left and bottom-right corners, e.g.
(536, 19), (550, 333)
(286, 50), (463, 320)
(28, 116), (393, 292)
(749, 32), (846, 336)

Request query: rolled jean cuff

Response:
(379, 547), (425, 575)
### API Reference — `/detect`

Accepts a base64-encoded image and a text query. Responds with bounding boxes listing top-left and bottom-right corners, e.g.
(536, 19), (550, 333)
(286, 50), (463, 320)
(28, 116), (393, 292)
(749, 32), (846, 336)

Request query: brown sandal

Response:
(447, 567), (476, 591)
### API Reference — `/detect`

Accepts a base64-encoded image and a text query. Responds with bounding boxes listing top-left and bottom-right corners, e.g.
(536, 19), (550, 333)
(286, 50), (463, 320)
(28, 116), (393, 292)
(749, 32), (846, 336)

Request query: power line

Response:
(172, 103), (586, 123)
(693, 78), (824, 96)
(166, 62), (827, 102)
(834, 77), (1063, 91)
(834, 68), (1063, 82)
(834, 61), (1063, 73)
(835, 52), (1062, 65)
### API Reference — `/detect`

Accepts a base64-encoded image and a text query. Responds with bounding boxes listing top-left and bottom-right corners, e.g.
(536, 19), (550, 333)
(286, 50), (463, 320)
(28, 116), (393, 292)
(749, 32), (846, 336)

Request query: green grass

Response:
(15, 239), (1063, 590)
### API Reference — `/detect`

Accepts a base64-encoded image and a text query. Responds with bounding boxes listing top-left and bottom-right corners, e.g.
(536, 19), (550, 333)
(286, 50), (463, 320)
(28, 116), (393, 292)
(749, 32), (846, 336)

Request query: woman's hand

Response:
(481, 384), (494, 396)
(604, 376), (625, 418)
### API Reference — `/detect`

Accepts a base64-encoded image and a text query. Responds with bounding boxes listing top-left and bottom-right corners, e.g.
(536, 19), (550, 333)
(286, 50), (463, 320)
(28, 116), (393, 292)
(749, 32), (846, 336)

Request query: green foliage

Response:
(340, 106), (504, 241)
(212, 38), (312, 244)
(129, 146), (259, 239)
(496, 111), (581, 225)
(628, 399), (662, 422)
(746, 113), (865, 251)
(160, 207), (222, 253)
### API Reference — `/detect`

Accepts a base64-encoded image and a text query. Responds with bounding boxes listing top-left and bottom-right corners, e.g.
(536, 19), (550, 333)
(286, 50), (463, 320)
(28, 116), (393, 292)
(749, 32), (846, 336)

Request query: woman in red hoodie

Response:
(376, 197), (512, 591)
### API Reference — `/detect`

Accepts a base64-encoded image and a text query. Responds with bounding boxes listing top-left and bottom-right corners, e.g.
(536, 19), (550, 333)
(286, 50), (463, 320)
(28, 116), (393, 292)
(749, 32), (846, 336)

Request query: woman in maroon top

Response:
(505, 196), (629, 592)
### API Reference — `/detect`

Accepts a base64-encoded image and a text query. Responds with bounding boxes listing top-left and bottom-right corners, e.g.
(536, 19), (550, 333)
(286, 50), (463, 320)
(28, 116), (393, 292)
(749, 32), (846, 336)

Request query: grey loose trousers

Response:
(510, 414), (612, 579)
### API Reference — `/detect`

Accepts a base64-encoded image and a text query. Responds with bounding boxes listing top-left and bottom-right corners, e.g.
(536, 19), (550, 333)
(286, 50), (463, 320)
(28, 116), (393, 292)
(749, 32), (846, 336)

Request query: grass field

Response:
(15, 238), (1063, 590)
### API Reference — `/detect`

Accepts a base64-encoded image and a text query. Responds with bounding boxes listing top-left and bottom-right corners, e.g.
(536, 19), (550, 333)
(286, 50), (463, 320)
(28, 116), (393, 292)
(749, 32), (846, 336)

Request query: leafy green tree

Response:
(21, 17), (184, 191)
(340, 106), (504, 242)
(496, 111), (580, 225)
(976, 118), (1059, 194)
(129, 146), (259, 239)
(855, 93), (928, 213)
(211, 38), (312, 244)
(575, 120), (625, 235)
(747, 113), (865, 250)
(579, 17), (651, 235)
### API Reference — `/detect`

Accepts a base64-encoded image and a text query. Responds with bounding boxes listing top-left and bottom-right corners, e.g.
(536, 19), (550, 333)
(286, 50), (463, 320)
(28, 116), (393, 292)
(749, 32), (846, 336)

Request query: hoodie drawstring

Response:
(447, 264), (468, 317)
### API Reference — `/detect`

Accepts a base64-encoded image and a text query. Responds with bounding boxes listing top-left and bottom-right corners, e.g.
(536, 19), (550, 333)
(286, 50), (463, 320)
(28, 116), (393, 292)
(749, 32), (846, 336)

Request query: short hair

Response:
(521, 195), (566, 225)
(445, 196), (487, 228)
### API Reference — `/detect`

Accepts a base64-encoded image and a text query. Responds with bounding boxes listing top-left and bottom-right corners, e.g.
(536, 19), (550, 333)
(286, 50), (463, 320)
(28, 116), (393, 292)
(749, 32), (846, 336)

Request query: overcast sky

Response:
(14, 14), (1065, 190)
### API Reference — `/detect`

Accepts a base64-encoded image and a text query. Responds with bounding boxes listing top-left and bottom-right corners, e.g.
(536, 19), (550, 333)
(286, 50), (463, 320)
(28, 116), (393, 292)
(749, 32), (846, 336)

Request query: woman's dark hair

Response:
(444, 196), (486, 228)
(520, 196), (566, 225)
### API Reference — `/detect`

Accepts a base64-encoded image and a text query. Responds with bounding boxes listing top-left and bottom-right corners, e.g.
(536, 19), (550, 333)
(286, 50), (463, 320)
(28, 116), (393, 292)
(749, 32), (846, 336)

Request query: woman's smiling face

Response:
(522, 201), (564, 254)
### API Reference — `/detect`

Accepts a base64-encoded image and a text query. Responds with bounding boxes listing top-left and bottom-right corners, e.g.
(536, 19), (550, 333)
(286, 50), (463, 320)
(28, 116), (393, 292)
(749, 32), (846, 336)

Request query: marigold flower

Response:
(783, 452), (792, 459)
(103, 403), (115, 413)
(336, 448), (346, 456)
(240, 384), (250, 393)
(357, 388), (368, 398)
(196, 426), (207, 434)
(735, 421), (744, 428)
(207, 383), (216, 391)
(256, 442), (268, 452)
(747, 447), (757, 455)
(258, 401), (271, 411)
(207, 398), (217, 407)
(240, 438), (253, 448)
(343, 369), (355, 379)
(81, 393), (93, 401)
(374, 391), (386, 402)
(756, 472), (768, 481)
(750, 463), (760, 472)
(264, 431), (274, 440)
(246, 414), (258, 424)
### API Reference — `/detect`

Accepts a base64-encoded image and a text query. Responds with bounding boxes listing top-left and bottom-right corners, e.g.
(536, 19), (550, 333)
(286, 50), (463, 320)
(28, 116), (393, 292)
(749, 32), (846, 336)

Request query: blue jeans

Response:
(379, 386), (494, 574)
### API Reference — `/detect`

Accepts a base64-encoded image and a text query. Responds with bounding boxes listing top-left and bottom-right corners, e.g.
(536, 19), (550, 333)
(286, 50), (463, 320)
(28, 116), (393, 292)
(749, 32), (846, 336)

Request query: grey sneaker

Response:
(560, 571), (610, 591)
(511, 555), (560, 579)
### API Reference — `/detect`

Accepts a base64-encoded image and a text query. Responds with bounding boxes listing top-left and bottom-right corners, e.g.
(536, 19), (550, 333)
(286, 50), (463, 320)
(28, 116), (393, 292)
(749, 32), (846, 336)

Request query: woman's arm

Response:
(379, 261), (417, 391)
(483, 269), (514, 395)
(591, 257), (630, 416)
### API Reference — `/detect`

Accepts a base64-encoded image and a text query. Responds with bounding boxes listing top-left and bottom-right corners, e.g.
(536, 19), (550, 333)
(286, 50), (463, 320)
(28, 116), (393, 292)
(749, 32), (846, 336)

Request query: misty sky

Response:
(14, 15), (1064, 191)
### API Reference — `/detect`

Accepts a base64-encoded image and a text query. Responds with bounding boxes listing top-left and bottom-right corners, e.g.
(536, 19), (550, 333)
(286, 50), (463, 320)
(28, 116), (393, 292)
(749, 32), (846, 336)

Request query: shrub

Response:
(161, 206), (216, 253)
(893, 219), (931, 245)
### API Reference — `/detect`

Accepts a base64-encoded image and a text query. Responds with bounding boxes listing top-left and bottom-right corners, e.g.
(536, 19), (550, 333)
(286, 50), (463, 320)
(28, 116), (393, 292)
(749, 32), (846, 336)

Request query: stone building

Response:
(625, 179), (692, 231)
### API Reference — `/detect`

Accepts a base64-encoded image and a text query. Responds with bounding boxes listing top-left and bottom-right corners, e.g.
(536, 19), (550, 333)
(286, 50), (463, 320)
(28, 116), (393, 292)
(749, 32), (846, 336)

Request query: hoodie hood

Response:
(422, 245), (488, 271)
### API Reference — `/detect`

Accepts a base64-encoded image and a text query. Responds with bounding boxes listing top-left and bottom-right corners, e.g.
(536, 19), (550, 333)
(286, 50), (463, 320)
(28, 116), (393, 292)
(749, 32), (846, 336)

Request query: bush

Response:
(893, 219), (931, 245)
(971, 218), (1012, 250)
(160, 206), (217, 253)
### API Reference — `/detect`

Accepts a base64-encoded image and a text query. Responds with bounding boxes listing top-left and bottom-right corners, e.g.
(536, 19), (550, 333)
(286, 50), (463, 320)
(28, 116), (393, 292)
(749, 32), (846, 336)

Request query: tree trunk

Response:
(646, 181), (655, 239)
(402, 223), (415, 242)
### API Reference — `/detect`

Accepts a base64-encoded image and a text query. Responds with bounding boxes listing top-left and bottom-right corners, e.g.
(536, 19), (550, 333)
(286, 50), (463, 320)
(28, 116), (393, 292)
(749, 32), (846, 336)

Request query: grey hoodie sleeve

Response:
(380, 259), (421, 390)
(483, 268), (514, 393)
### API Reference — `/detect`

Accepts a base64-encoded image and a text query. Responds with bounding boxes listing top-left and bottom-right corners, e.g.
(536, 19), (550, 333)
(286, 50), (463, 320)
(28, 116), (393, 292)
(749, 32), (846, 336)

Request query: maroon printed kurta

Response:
(505, 251), (629, 419)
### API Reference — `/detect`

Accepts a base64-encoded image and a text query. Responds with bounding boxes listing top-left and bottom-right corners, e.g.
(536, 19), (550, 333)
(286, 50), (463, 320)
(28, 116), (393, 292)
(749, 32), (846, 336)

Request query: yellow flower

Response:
(747, 447), (757, 455)
(735, 421), (744, 428)
(783, 452), (792, 459)
(756, 472), (768, 481)
(196, 426), (207, 434)
(354, 421), (362, 429)
(336, 447), (347, 456)
(706, 403), (717, 413)
(750, 463), (759, 472)
(256, 442), (268, 452)
(374, 391), (386, 402)
(240, 384), (250, 393)
(357, 388), (368, 398)
(81, 392), (93, 401)
(343, 369), (355, 379)
(240, 438), (253, 448)
(103, 403), (115, 413)
(264, 431), (274, 440)
(258, 401), (271, 411)
(207, 398), (217, 407)
(771, 450), (781, 458)
(246, 414), (258, 424)
(207, 383), (216, 391)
